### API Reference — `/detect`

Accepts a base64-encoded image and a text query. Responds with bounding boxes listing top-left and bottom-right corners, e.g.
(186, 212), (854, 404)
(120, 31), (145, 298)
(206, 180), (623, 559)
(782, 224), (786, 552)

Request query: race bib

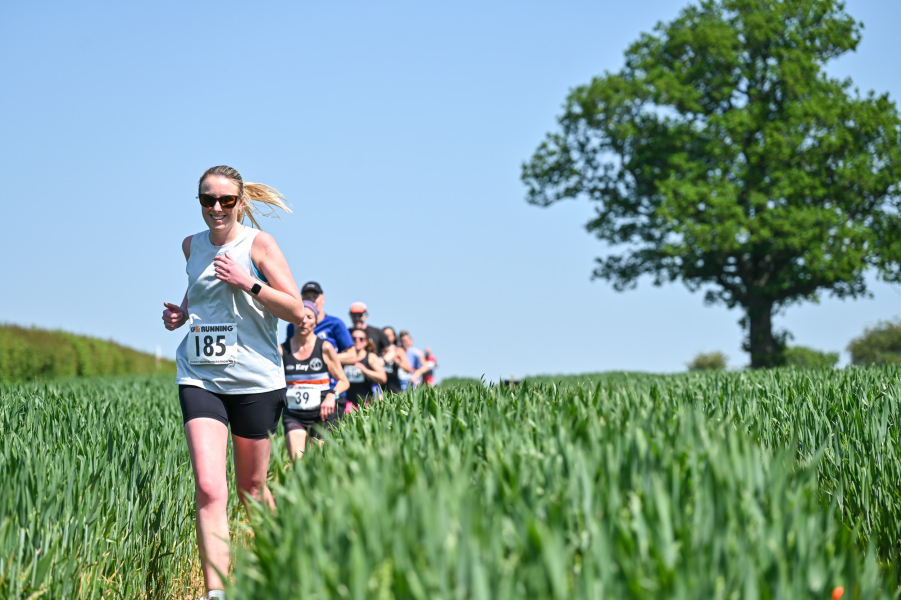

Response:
(188, 322), (237, 365)
(287, 384), (321, 410)
(344, 365), (365, 383)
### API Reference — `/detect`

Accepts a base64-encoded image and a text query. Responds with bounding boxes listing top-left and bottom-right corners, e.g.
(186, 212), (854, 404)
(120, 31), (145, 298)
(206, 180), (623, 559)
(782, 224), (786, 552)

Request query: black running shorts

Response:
(282, 407), (337, 440)
(178, 385), (286, 440)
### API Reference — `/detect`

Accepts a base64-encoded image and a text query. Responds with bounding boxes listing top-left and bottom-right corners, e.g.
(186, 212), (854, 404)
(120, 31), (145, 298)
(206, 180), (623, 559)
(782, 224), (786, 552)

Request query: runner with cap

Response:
(281, 300), (349, 459)
(348, 301), (390, 356)
(287, 281), (356, 365)
(342, 330), (387, 414)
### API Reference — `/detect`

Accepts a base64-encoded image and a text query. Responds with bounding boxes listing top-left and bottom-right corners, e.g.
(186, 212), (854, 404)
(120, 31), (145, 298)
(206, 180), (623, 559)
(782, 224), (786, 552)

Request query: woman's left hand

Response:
(214, 252), (254, 291)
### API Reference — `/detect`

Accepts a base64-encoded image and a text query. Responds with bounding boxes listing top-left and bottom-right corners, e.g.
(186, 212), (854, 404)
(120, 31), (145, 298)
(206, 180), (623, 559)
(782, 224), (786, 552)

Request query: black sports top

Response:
(282, 338), (331, 414)
(343, 352), (377, 405)
(382, 352), (403, 394)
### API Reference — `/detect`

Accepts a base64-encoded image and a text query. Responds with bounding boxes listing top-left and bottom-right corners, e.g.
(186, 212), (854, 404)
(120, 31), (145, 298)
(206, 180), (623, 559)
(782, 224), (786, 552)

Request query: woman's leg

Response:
(233, 434), (276, 512)
(184, 418), (230, 592)
(285, 428), (309, 460)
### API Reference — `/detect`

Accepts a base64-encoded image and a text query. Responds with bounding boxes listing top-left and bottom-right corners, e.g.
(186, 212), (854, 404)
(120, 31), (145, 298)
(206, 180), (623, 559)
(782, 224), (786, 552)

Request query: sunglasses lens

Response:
(199, 194), (239, 208)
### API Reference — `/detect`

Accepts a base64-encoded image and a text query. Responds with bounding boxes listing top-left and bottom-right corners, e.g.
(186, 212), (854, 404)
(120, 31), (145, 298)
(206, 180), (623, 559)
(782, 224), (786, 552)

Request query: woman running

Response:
(341, 330), (387, 414)
(381, 326), (413, 394)
(281, 300), (349, 459)
(162, 165), (304, 600)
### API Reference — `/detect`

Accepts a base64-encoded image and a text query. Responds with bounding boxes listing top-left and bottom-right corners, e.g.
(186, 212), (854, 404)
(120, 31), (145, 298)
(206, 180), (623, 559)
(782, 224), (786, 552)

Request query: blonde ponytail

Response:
(198, 165), (292, 230)
(240, 182), (292, 229)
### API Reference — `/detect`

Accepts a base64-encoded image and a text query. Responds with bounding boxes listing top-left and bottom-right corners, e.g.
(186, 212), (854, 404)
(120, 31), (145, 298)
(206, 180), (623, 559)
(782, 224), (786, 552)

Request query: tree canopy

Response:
(523, 0), (901, 367)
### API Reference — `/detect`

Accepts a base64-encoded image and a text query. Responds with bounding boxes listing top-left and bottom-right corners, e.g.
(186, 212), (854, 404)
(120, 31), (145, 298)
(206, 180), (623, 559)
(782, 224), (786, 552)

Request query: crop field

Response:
(3, 368), (901, 598)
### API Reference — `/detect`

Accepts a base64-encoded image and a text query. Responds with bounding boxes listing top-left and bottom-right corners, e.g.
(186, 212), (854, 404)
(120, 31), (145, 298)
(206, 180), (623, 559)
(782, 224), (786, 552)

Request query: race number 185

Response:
(188, 323), (237, 365)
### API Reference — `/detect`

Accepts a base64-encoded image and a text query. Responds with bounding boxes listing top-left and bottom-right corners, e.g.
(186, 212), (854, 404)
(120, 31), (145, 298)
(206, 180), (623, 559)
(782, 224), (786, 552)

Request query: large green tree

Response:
(523, 0), (901, 367)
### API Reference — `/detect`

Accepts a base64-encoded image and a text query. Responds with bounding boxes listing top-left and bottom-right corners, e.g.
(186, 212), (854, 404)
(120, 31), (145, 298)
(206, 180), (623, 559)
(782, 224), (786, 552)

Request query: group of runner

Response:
(161, 166), (436, 600)
(281, 284), (437, 458)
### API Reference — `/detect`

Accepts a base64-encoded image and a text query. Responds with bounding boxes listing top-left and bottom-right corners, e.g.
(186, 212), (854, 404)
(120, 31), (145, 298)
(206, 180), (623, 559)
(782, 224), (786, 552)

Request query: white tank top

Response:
(176, 227), (285, 394)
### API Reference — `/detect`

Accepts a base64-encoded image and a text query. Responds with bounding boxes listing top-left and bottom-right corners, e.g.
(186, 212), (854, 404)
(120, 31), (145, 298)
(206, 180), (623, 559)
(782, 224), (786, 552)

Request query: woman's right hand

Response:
(163, 302), (187, 330)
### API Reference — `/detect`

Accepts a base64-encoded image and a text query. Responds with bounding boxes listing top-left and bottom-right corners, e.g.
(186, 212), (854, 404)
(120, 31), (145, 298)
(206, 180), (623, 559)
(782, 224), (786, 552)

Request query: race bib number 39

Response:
(189, 323), (238, 365)
(288, 385), (321, 410)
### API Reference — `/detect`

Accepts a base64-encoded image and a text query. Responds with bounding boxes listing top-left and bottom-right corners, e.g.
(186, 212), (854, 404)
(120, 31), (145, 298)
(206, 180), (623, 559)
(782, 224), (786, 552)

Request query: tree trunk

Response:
(746, 300), (783, 369)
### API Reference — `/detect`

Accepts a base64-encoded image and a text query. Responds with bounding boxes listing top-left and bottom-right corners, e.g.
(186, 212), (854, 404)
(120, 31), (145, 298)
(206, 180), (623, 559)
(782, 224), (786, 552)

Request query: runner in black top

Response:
(342, 330), (386, 415)
(381, 326), (413, 394)
(280, 301), (349, 459)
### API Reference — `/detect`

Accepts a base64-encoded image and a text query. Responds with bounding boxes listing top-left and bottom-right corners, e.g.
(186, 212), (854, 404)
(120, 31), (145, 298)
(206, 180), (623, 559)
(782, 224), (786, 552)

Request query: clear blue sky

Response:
(1, 0), (899, 379)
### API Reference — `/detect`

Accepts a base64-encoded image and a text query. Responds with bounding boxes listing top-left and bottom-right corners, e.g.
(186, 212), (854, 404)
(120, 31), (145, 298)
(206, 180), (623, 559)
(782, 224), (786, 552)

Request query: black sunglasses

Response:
(198, 194), (240, 209)
(353, 336), (367, 342)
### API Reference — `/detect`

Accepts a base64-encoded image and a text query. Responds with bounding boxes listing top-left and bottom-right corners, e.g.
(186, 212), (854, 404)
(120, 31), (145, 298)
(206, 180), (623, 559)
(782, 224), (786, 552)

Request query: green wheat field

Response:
(4, 368), (901, 598)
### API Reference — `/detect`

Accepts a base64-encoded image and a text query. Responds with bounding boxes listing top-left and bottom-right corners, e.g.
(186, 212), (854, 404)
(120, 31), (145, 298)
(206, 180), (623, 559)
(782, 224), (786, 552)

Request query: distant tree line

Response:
(847, 320), (901, 366)
(689, 319), (901, 370)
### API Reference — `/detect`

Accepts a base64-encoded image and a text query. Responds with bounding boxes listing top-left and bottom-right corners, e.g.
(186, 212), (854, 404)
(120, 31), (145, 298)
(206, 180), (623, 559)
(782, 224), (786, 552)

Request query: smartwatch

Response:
(250, 283), (262, 296)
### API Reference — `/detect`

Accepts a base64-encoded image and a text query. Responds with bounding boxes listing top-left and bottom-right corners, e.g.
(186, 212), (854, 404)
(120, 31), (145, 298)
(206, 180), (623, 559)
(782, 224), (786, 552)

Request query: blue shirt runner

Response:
(286, 315), (353, 353)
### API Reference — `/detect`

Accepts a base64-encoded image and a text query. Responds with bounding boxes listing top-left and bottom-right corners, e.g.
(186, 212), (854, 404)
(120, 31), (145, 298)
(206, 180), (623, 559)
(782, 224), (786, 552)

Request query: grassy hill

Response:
(0, 323), (175, 380)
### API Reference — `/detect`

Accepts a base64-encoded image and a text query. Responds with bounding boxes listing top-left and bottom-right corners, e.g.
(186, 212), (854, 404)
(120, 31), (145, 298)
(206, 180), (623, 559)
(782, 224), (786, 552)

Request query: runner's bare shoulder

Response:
(182, 235), (193, 260)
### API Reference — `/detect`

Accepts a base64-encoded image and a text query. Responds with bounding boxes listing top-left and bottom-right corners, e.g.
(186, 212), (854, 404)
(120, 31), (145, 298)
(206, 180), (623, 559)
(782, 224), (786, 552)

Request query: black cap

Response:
(301, 281), (323, 295)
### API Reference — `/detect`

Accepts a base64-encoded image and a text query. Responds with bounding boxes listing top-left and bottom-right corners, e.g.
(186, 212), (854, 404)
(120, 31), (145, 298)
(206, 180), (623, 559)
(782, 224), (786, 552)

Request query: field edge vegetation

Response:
(0, 323), (175, 380)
